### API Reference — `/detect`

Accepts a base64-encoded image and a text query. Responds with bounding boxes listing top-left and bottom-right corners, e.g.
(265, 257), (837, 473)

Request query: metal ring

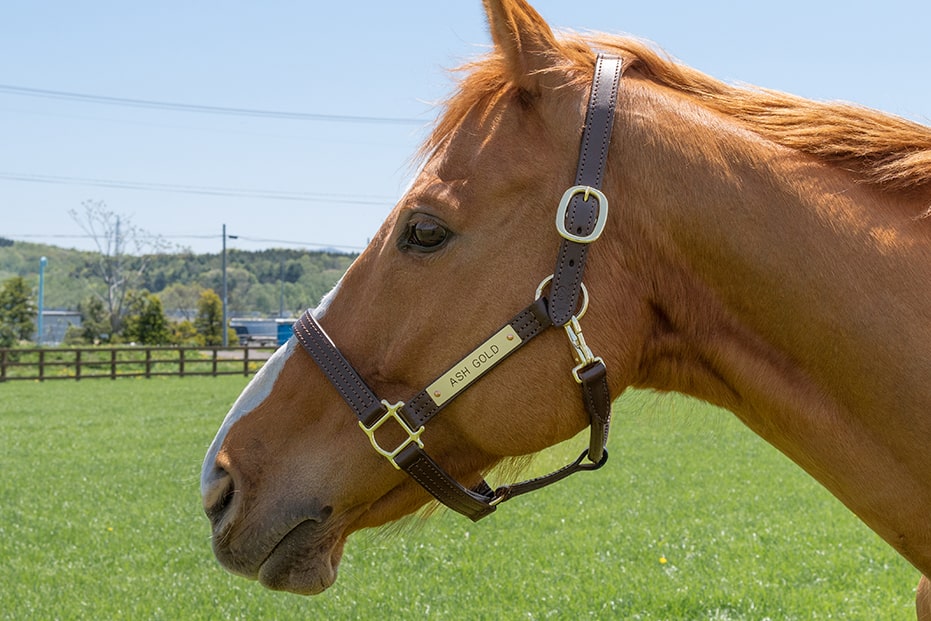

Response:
(534, 275), (589, 319)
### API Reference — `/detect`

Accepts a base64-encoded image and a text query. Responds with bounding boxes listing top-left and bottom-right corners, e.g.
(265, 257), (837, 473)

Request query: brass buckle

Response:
(555, 185), (608, 244)
(358, 400), (425, 469)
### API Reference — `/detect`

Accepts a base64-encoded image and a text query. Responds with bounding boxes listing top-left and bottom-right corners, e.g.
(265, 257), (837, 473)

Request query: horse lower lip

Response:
(257, 520), (341, 595)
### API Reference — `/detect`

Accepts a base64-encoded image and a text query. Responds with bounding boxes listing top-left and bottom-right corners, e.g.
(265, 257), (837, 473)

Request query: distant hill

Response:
(0, 239), (356, 317)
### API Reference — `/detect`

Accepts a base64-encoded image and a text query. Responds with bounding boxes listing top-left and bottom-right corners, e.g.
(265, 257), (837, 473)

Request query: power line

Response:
(0, 83), (428, 126)
(140, 232), (367, 251)
(0, 171), (397, 205)
(4, 232), (366, 252)
(224, 235), (366, 251)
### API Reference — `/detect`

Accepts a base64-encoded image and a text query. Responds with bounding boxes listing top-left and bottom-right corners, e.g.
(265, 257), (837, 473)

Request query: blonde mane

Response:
(429, 32), (931, 194)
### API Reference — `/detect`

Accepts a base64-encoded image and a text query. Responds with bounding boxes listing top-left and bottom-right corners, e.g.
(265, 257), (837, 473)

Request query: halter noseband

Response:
(293, 54), (623, 521)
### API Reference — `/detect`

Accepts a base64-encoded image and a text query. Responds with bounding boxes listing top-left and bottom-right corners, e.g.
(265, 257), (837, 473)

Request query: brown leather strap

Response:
(295, 311), (502, 521)
(549, 53), (623, 327)
(296, 300), (565, 521)
(292, 293), (609, 522)
(404, 297), (551, 428)
(492, 448), (609, 505)
(395, 444), (498, 521)
(292, 309), (385, 426)
(577, 360), (611, 463)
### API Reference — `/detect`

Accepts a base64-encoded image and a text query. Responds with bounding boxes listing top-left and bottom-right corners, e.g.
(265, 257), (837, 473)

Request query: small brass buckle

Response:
(555, 185), (608, 244)
(358, 400), (425, 469)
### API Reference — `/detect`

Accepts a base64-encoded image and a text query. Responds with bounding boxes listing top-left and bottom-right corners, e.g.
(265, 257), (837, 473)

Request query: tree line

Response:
(0, 202), (356, 347)
(3, 272), (264, 347)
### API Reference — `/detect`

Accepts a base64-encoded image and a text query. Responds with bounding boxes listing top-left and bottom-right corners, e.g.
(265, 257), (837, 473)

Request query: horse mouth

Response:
(210, 515), (346, 596)
(253, 520), (346, 595)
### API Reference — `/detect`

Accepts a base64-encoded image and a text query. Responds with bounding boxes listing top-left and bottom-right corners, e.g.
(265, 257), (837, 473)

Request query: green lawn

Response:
(0, 378), (919, 619)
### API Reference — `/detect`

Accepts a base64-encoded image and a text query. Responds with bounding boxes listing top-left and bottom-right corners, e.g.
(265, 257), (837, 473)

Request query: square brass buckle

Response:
(358, 400), (425, 469)
(555, 185), (608, 244)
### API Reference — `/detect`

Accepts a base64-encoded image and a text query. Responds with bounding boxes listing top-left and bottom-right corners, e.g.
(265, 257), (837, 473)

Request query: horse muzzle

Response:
(203, 463), (344, 595)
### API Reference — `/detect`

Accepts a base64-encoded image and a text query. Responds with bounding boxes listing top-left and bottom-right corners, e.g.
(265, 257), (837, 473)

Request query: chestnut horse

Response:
(201, 0), (931, 614)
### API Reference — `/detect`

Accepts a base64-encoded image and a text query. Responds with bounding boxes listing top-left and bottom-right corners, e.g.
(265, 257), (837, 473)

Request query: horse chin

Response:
(257, 521), (346, 595)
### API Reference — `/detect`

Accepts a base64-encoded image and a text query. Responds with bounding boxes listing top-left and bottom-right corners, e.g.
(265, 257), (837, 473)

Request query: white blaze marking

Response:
(199, 277), (346, 498)
(200, 338), (296, 496)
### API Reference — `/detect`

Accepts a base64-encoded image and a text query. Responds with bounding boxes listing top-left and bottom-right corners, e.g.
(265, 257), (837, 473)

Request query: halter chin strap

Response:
(293, 54), (622, 521)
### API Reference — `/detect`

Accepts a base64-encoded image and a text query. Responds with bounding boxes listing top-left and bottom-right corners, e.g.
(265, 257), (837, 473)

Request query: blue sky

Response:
(2, 1), (928, 255)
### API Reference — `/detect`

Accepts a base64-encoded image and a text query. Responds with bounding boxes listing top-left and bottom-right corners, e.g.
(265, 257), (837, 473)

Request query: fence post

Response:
(179, 348), (185, 377)
(110, 349), (117, 380)
(75, 349), (82, 381)
(1, 349), (6, 382)
(212, 348), (218, 377)
(243, 346), (250, 376)
(38, 349), (45, 382)
(145, 349), (152, 379)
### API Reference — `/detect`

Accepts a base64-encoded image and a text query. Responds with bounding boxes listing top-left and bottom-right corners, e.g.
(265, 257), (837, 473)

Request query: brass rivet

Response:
(434, 390), (442, 398)
(506, 334), (515, 341)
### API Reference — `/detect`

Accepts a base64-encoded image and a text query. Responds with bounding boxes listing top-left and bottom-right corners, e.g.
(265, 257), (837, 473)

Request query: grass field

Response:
(0, 377), (920, 619)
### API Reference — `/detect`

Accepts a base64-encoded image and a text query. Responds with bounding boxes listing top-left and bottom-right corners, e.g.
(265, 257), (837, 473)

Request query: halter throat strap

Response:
(292, 54), (622, 521)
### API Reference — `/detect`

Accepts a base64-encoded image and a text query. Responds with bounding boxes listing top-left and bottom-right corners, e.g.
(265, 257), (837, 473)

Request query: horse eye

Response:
(405, 219), (449, 251)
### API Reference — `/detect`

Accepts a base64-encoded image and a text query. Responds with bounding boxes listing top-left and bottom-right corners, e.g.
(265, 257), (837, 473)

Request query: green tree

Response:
(195, 289), (225, 346)
(123, 290), (170, 345)
(170, 319), (203, 346)
(62, 324), (87, 346)
(0, 276), (36, 347)
(77, 296), (112, 343)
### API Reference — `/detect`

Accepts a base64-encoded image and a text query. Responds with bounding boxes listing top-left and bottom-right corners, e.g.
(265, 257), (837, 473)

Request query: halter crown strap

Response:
(549, 53), (623, 327)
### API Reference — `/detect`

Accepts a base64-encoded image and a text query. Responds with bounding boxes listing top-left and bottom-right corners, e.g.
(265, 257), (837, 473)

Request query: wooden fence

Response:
(0, 345), (277, 382)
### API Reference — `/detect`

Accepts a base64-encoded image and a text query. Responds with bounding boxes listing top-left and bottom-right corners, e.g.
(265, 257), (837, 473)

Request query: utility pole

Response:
(37, 256), (47, 345)
(222, 224), (228, 347)
(279, 258), (285, 318)
(221, 225), (238, 347)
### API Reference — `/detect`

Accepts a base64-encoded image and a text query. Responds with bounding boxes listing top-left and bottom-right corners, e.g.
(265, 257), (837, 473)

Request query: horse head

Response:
(200, 0), (647, 595)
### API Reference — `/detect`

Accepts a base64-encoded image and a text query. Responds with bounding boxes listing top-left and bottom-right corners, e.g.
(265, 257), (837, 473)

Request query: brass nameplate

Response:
(426, 325), (523, 407)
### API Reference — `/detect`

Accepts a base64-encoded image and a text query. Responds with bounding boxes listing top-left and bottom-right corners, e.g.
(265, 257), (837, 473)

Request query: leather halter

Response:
(293, 54), (623, 521)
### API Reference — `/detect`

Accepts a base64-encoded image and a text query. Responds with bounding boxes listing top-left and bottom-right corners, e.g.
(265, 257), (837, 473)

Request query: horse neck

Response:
(605, 83), (931, 428)
(584, 80), (931, 576)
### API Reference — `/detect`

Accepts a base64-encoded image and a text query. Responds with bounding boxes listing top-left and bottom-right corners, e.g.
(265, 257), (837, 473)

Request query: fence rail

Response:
(0, 345), (277, 382)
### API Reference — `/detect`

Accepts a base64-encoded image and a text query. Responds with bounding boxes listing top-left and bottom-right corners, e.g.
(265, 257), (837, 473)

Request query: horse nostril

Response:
(203, 468), (236, 524)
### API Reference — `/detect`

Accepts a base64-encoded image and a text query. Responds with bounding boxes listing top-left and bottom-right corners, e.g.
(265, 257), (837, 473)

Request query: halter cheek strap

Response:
(293, 54), (622, 521)
(549, 53), (622, 462)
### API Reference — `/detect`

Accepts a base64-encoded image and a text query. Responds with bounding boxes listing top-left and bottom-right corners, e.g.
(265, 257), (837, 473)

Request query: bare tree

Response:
(69, 200), (171, 338)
